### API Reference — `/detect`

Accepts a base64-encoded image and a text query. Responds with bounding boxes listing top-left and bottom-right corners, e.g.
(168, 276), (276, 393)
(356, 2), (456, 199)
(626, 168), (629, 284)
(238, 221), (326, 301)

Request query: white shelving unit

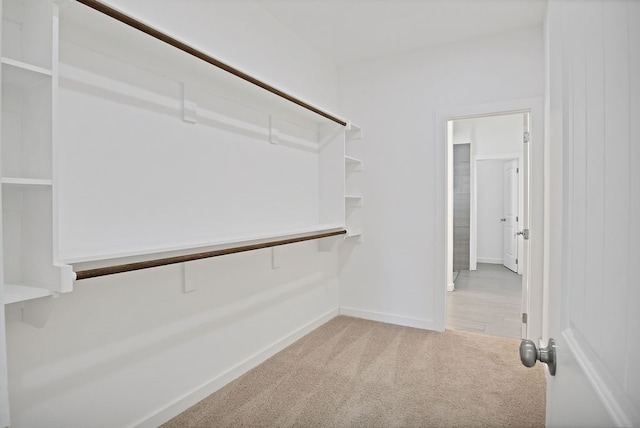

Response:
(344, 122), (364, 241)
(1, 0), (73, 306)
(53, 2), (354, 269)
(0, 0), (364, 292)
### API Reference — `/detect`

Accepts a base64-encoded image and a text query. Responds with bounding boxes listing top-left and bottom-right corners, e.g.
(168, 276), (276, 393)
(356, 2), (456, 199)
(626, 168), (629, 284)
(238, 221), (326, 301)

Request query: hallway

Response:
(447, 263), (522, 339)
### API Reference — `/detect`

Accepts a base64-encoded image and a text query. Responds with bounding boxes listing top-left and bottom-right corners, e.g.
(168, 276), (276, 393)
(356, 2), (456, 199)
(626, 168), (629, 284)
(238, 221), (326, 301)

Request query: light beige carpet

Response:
(163, 316), (546, 427)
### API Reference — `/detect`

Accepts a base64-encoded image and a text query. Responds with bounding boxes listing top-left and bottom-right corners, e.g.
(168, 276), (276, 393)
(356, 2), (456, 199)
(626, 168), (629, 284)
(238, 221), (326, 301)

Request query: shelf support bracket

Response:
(182, 82), (198, 124)
(271, 247), (280, 269)
(181, 263), (198, 293)
(269, 115), (279, 144)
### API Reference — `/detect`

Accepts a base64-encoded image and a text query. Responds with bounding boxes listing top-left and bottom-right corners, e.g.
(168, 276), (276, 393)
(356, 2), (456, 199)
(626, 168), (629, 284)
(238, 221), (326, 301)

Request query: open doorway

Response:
(446, 112), (529, 340)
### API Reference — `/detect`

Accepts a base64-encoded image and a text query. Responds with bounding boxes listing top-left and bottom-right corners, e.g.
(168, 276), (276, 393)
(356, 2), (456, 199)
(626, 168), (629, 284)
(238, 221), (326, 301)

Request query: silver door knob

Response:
(520, 338), (556, 375)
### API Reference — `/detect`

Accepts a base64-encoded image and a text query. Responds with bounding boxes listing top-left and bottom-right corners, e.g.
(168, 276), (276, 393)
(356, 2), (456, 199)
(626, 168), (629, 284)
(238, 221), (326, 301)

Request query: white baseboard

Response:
(339, 307), (435, 330)
(447, 282), (455, 292)
(135, 308), (339, 428)
(477, 257), (503, 264)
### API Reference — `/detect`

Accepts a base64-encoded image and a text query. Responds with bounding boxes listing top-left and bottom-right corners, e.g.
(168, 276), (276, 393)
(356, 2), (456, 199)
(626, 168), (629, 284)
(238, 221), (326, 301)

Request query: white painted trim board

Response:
(339, 307), (436, 331)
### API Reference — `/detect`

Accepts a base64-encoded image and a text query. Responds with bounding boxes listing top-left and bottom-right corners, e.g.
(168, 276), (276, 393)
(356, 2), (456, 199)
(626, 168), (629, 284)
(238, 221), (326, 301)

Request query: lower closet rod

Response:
(74, 229), (347, 280)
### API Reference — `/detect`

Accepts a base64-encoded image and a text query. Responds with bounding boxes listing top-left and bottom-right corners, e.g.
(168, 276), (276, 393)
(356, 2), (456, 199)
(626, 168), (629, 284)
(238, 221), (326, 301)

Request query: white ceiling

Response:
(254, 0), (547, 66)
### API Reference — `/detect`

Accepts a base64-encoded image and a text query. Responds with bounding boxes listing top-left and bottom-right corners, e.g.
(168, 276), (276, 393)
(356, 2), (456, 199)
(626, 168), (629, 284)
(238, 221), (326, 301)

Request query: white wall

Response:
(4, 2), (342, 427)
(470, 114), (524, 157)
(100, 0), (339, 113)
(338, 26), (543, 329)
(476, 160), (504, 263)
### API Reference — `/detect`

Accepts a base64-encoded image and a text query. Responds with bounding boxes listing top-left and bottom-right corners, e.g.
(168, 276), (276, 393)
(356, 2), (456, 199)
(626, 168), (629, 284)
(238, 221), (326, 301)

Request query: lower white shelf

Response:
(1, 177), (53, 187)
(4, 284), (53, 305)
(345, 195), (364, 207)
(1, 57), (52, 88)
(63, 224), (346, 266)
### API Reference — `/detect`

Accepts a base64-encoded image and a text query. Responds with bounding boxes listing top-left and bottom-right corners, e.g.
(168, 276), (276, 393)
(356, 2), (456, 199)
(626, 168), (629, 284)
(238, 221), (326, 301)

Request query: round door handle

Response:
(520, 338), (556, 375)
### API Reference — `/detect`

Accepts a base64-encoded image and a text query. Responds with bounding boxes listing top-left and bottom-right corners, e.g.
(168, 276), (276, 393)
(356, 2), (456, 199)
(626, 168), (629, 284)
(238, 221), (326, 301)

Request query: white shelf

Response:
(62, 224), (346, 265)
(1, 177), (53, 187)
(345, 195), (363, 208)
(346, 230), (363, 244)
(1, 57), (52, 88)
(346, 122), (362, 140)
(345, 155), (363, 165)
(4, 283), (53, 305)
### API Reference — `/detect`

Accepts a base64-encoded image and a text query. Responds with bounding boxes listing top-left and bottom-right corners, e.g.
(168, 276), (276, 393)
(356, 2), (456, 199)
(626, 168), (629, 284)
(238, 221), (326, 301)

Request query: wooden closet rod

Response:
(74, 0), (347, 127)
(74, 229), (347, 280)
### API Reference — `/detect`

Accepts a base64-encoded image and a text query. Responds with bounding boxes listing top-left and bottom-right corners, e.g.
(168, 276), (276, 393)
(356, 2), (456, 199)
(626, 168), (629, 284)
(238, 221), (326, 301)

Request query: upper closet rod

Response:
(74, 229), (347, 280)
(74, 0), (347, 127)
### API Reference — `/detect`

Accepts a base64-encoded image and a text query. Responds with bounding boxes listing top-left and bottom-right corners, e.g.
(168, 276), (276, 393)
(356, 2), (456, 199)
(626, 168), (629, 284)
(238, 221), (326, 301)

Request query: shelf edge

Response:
(73, 226), (348, 280)
(1, 177), (53, 187)
(4, 284), (53, 305)
(1, 57), (53, 76)
(61, 224), (346, 265)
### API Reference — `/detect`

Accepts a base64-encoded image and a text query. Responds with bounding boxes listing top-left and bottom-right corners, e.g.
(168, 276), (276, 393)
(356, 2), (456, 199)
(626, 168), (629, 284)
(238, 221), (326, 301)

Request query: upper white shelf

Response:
(61, 1), (347, 129)
(346, 122), (362, 140)
(4, 284), (53, 305)
(1, 57), (52, 88)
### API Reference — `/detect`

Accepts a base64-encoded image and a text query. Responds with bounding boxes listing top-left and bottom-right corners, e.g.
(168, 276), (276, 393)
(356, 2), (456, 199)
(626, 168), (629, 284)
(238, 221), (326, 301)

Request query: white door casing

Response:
(543, 0), (639, 426)
(502, 159), (518, 272)
(439, 99), (542, 340)
(0, 291), (8, 428)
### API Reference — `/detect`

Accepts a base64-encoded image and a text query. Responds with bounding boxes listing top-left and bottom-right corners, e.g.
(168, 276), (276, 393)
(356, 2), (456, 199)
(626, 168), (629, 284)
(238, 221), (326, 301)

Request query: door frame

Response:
(436, 97), (544, 341)
(471, 153), (523, 274)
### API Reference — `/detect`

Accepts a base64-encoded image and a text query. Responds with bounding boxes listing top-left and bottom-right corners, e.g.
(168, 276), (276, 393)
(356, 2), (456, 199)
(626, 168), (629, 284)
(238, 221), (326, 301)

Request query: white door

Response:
(502, 160), (518, 272)
(536, 1), (639, 426)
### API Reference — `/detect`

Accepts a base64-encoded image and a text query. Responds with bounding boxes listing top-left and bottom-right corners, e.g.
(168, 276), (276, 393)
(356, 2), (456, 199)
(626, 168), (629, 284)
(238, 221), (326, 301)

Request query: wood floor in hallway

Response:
(447, 263), (522, 339)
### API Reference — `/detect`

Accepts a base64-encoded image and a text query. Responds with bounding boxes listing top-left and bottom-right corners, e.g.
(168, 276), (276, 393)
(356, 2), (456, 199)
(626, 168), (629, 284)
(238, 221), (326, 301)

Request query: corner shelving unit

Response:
(1, 0), (74, 306)
(344, 122), (363, 241)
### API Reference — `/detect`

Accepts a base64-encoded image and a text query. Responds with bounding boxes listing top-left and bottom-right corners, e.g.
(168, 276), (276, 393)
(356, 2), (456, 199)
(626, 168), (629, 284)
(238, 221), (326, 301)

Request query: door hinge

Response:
(523, 132), (530, 144)
(516, 216), (519, 222)
(516, 258), (518, 265)
(522, 313), (528, 324)
(516, 167), (519, 173)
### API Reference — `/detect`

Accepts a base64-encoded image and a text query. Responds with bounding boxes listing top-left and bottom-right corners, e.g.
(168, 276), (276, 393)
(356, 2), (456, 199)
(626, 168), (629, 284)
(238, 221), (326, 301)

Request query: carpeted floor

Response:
(163, 316), (546, 427)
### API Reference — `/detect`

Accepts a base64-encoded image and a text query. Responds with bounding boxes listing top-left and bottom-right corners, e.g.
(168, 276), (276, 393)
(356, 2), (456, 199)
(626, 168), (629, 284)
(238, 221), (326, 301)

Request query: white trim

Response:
(563, 327), (638, 427)
(474, 152), (523, 161)
(476, 258), (503, 264)
(339, 307), (436, 330)
(447, 282), (455, 292)
(134, 308), (339, 428)
(436, 96), (544, 341)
